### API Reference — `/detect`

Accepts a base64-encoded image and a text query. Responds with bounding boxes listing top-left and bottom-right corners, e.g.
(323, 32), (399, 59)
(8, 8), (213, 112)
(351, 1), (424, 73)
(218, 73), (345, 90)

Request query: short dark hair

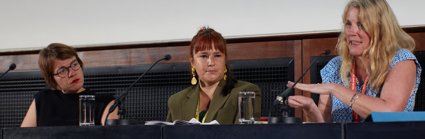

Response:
(38, 43), (84, 89)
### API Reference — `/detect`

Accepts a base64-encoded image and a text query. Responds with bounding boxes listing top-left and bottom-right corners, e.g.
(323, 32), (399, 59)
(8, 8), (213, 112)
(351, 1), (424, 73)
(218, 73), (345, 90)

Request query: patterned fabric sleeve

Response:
(390, 49), (422, 112)
(320, 56), (352, 122)
(320, 56), (343, 85)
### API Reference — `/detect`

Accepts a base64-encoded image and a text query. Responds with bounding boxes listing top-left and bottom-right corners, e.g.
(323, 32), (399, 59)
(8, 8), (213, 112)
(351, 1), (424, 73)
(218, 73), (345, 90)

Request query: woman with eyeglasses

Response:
(21, 43), (118, 127)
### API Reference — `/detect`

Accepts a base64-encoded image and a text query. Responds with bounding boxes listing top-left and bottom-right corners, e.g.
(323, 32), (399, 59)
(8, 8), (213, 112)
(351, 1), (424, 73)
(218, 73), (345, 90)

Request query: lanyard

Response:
(195, 101), (208, 123)
(350, 64), (368, 123)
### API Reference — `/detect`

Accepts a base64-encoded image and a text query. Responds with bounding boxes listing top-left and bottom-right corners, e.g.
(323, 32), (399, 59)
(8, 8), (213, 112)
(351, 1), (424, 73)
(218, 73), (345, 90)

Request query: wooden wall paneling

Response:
(293, 40), (303, 118)
(302, 37), (339, 85)
(0, 40), (298, 71)
(81, 49), (132, 67)
(302, 37), (338, 84)
(300, 37), (338, 121)
(411, 32), (425, 51)
(81, 40), (299, 68)
(81, 46), (189, 68)
(129, 46), (189, 65)
(227, 41), (296, 60)
(0, 54), (39, 71)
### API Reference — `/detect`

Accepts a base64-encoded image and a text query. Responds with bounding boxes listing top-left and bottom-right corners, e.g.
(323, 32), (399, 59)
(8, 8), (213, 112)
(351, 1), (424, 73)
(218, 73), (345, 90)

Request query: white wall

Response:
(0, 0), (424, 52)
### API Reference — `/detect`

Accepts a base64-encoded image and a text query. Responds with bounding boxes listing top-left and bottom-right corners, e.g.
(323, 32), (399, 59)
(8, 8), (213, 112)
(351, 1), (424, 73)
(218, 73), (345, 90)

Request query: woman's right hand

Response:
(287, 95), (325, 122)
(287, 95), (315, 110)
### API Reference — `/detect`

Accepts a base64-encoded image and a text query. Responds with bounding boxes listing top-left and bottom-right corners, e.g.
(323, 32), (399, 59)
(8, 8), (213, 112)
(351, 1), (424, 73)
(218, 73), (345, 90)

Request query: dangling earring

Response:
(191, 67), (197, 85)
(224, 68), (227, 81)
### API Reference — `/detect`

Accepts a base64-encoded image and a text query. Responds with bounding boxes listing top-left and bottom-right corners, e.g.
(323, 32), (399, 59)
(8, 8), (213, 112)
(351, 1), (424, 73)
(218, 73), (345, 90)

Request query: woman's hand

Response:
(287, 81), (335, 95)
(287, 95), (325, 122)
(287, 95), (315, 110)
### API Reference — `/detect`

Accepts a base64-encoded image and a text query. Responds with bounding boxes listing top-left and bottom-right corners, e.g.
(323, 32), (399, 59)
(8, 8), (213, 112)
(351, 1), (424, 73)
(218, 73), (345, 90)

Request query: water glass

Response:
(79, 95), (95, 126)
(238, 91), (256, 124)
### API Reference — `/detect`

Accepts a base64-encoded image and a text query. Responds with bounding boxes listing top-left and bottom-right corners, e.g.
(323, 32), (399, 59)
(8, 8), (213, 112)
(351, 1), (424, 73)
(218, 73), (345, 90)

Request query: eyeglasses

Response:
(53, 60), (81, 78)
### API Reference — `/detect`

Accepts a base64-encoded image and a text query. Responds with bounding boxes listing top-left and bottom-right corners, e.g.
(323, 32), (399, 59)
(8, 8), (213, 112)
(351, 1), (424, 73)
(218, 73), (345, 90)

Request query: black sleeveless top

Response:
(34, 89), (114, 126)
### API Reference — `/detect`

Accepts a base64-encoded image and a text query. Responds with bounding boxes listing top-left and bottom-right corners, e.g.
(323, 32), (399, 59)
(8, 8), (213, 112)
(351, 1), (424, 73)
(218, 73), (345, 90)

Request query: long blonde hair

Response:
(337, 0), (415, 90)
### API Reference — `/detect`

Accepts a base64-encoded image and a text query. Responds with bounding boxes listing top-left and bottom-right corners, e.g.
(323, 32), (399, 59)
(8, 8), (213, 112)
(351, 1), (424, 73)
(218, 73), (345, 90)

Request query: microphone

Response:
(164, 54), (171, 61)
(105, 54), (171, 125)
(0, 63), (17, 80)
(274, 50), (331, 105)
(268, 50), (330, 124)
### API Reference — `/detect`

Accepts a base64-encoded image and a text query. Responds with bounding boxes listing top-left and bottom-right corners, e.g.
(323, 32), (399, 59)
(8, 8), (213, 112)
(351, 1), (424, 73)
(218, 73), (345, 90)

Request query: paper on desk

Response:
(187, 118), (220, 125)
(144, 120), (174, 125)
(144, 118), (220, 125)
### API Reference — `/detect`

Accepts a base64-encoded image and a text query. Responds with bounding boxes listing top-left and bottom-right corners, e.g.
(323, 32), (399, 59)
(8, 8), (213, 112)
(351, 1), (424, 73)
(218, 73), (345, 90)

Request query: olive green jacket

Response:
(166, 80), (261, 124)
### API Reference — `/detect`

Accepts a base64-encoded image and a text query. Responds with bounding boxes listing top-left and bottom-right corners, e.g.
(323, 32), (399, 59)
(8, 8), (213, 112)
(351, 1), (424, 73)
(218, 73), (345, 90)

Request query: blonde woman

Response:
(287, 0), (421, 123)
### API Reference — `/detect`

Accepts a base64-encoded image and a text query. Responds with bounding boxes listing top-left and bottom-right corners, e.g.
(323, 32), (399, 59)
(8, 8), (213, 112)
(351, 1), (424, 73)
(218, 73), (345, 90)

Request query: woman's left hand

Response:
(286, 81), (335, 95)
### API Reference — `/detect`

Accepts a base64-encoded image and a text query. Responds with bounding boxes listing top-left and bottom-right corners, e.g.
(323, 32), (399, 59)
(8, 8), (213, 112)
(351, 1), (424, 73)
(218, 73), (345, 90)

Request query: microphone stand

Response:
(105, 55), (171, 126)
(270, 50), (330, 124)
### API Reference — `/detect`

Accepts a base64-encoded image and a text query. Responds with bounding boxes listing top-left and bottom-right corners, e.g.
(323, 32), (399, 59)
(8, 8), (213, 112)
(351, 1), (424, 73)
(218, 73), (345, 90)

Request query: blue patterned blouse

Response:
(320, 48), (422, 123)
